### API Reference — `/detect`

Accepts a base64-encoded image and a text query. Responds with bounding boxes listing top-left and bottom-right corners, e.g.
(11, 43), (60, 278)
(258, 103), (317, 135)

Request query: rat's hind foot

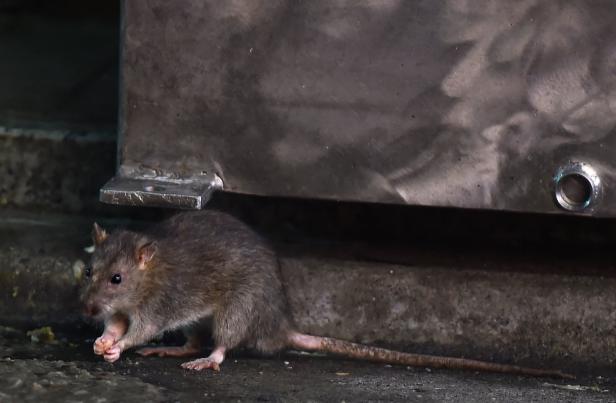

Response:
(181, 346), (226, 372)
(181, 357), (221, 371)
(136, 345), (200, 358)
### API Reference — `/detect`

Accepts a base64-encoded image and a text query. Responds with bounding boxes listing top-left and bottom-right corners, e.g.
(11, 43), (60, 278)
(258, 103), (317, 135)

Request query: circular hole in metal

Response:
(555, 173), (593, 210)
(144, 185), (165, 192)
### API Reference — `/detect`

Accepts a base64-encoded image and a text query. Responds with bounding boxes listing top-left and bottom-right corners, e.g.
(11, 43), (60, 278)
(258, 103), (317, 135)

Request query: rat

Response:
(80, 210), (573, 378)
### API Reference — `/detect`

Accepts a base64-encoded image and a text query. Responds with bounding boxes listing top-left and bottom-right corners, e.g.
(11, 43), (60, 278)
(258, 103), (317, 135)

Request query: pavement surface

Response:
(1, 326), (616, 403)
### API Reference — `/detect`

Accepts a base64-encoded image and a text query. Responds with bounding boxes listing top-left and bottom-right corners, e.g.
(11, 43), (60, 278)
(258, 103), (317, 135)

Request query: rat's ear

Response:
(136, 241), (157, 270)
(92, 222), (108, 246)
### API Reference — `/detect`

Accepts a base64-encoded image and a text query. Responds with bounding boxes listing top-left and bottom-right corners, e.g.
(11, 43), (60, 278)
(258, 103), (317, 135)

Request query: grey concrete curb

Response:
(0, 128), (115, 213)
(2, 209), (616, 373)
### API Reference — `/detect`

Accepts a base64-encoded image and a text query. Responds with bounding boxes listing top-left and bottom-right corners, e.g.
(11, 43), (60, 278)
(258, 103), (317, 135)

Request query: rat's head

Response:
(80, 223), (157, 321)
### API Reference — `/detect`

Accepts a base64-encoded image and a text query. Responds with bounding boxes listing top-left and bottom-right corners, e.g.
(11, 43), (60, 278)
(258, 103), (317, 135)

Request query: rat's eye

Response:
(84, 266), (92, 278)
(110, 274), (122, 284)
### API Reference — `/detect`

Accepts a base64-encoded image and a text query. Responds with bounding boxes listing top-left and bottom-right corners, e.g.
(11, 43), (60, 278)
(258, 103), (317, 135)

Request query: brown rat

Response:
(80, 210), (573, 378)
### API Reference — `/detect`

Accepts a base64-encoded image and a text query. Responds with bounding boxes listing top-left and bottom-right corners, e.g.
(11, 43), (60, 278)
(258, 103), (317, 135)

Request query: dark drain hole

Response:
(557, 173), (592, 208)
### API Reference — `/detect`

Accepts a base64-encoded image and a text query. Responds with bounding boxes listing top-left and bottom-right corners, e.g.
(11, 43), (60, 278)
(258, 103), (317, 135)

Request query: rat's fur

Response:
(81, 210), (573, 378)
(82, 210), (292, 355)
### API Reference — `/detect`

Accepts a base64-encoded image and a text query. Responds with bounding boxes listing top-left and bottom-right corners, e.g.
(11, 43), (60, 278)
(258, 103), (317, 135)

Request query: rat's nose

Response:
(84, 303), (100, 317)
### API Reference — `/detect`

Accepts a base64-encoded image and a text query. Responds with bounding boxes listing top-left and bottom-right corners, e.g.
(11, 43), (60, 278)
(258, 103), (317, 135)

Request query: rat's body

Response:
(81, 210), (572, 378)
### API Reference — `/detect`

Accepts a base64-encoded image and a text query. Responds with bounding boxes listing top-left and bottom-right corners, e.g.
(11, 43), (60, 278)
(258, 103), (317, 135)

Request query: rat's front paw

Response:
(103, 345), (122, 363)
(93, 335), (115, 355)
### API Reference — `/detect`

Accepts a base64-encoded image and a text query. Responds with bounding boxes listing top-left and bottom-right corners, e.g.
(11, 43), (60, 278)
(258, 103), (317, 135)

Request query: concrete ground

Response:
(1, 326), (615, 403)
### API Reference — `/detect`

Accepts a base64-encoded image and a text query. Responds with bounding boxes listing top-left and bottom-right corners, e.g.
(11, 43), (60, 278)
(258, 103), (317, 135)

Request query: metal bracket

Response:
(100, 167), (223, 209)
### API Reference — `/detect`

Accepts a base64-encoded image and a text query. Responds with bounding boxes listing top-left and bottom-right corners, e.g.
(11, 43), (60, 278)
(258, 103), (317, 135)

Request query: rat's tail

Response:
(287, 331), (574, 379)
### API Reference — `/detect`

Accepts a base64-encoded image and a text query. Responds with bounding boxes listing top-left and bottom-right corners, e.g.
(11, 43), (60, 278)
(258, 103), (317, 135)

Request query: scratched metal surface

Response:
(115, 0), (616, 215)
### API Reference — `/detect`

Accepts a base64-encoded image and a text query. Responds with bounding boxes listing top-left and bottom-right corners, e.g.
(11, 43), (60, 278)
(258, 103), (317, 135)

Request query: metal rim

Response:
(553, 162), (601, 212)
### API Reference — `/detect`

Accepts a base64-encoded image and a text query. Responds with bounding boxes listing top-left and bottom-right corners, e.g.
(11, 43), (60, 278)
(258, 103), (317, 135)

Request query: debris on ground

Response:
(26, 326), (56, 344)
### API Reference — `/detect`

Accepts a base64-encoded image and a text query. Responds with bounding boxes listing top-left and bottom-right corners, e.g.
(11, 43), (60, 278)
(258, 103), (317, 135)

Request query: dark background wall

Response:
(0, 0), (119, 131)
(0, 0), (119, 213)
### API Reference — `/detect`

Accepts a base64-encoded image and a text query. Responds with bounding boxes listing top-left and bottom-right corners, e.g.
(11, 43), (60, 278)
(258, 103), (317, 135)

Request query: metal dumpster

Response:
(102, 0), (616, 216)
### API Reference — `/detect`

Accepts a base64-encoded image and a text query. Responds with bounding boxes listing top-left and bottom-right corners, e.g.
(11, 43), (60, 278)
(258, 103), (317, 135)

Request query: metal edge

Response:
(99, 172), (223, 210)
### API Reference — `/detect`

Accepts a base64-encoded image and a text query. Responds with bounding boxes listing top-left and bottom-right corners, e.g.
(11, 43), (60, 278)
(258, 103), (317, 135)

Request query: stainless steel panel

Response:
(106, 0), (616, 216)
